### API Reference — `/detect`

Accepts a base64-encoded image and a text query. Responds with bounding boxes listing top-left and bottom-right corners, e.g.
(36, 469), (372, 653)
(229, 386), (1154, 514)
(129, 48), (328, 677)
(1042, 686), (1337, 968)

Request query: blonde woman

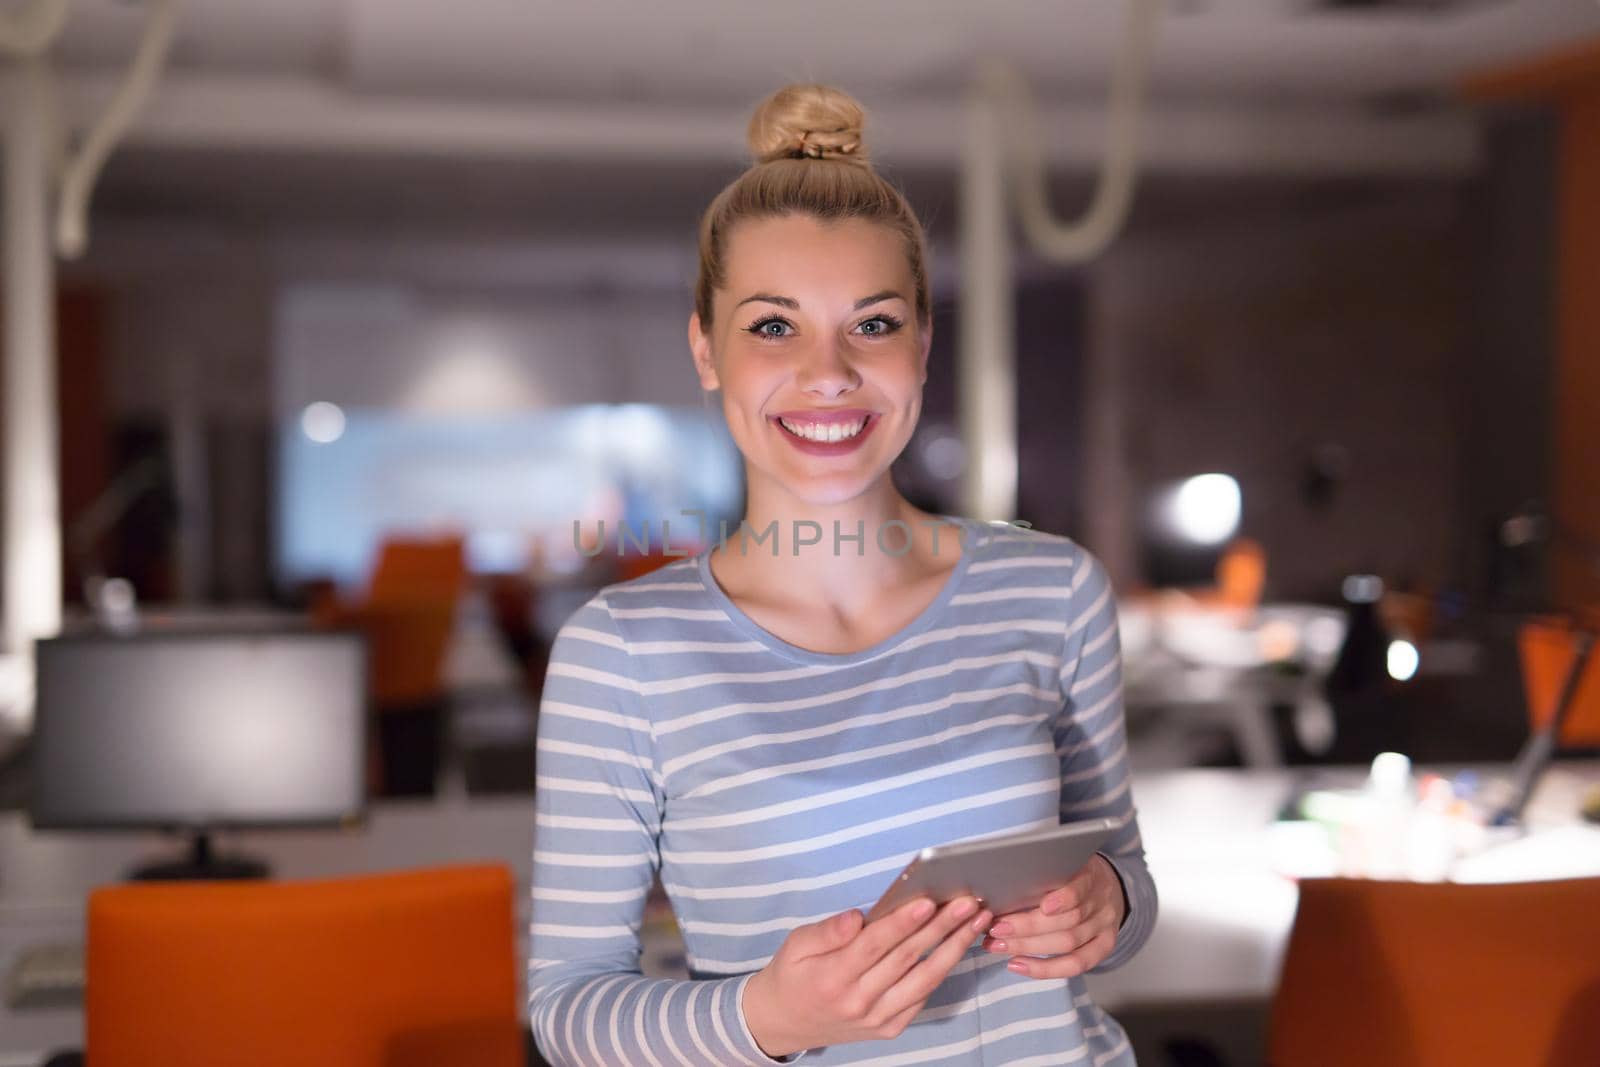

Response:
(528, 83), (1156, 1066)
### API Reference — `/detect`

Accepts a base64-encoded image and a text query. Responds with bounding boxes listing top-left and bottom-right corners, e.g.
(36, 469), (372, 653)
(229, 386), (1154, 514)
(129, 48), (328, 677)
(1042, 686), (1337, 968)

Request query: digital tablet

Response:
(863, 816), (1122, 924)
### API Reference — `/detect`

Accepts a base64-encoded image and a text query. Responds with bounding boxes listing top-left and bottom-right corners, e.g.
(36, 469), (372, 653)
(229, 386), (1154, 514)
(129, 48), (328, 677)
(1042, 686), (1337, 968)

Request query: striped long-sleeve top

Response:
(528, 515), (1158, 1065)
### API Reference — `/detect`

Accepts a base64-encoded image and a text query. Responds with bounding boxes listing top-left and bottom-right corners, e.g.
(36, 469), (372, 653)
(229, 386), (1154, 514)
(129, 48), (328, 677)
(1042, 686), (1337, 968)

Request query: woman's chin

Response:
(777, 470), (896, 509)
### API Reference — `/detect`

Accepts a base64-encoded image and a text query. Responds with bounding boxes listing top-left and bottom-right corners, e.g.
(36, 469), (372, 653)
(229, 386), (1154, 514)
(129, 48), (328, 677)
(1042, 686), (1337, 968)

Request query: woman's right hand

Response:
(741, 894), (992, 1059)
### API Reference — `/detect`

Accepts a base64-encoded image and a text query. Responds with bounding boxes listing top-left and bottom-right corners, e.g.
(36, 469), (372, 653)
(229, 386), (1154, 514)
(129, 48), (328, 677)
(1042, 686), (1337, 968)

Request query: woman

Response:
(528, 82), (1156, 1065)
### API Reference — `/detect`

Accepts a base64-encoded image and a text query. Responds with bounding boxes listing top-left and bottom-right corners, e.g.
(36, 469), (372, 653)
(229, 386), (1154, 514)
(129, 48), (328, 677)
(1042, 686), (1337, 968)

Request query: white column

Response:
(958, 66), (1018, 525)
(3, 55), (62, 674)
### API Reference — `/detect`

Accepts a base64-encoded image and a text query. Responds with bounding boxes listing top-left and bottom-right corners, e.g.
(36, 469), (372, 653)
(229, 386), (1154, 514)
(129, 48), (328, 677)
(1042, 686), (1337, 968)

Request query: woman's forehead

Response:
(722, 216), (913, 296)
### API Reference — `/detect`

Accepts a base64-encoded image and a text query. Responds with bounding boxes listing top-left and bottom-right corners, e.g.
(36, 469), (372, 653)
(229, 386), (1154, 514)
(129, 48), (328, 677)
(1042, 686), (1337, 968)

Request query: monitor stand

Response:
(127, 830), (270, 881)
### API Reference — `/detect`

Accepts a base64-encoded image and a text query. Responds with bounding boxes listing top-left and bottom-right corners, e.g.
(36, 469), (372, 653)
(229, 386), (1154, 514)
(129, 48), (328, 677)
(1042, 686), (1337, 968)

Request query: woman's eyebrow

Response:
(852, 290), (905, 310)
(732, 290), (907, 311)
(733, 293), (799, 310)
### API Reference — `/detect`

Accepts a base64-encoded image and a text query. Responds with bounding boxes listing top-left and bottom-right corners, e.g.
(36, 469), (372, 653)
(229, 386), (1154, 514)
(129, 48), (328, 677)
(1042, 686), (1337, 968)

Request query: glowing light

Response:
(1387, 639), (1419, 682)
(300, 402), (346, 444)
(1168, 474), (1242, 545)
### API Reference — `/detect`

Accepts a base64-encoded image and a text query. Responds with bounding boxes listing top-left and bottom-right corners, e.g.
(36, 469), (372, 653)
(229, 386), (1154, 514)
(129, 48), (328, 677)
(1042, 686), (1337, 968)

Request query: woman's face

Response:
(689, 214), (930, 508)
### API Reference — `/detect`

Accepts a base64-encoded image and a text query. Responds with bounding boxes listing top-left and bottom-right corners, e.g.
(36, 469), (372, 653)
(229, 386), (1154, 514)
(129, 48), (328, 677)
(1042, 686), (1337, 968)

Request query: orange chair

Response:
(368, 535), (471, 606)
(1213, 536), (1266, 610)
(1266, 876), (1600, 1067)
(86, 864), (523, 1067)
(1519, 613), (1600, 745)
(312, 535), (469, 707)
(310, 535), (468, 794)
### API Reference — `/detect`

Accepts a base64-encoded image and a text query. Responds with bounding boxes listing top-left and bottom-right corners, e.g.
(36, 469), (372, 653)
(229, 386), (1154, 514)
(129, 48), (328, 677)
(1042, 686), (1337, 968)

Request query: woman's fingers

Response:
(1005, 929), (1117, 979)
(868, 901), (992, 1025)
(983, 904), (1111, 958)
(840, 894), (943, 976)
(856, 897), (987, 1009)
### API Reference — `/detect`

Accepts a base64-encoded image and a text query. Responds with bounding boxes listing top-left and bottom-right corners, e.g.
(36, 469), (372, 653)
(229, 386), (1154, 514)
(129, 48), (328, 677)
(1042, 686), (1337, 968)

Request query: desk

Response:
(1118, 602), (1347, 769)
(3, 763), (1598, 1066)
(1082, 761), (1600, 1011)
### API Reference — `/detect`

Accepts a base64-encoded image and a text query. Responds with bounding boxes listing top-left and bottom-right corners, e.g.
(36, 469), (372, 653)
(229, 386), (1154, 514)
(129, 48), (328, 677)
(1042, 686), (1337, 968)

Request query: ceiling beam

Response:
(61, 73), (1484, 178)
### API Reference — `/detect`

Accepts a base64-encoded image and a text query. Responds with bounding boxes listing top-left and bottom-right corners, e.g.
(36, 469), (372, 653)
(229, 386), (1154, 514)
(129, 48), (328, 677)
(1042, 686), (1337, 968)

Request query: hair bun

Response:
(747, 83), (868, 165)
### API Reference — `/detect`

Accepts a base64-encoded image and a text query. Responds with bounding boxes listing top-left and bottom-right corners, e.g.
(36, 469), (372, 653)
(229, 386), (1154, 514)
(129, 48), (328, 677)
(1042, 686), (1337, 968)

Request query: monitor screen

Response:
(29, 629), (367, 830)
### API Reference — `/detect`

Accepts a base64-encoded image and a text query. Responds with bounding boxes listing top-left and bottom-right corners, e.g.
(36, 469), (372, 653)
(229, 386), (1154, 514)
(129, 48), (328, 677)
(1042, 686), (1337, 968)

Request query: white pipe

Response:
(958, 60), (1018, 525)
(992, 0), (1163, 264)
(55, 0), (185, 259)
(0, 0), (70, 57)
(2, 56), (62, 715)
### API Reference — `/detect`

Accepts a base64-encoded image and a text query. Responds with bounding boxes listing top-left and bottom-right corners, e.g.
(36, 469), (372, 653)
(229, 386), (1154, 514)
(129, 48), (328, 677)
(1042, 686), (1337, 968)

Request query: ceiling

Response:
(17, 0), (1594, 246)
(42, 0), (1600, 106)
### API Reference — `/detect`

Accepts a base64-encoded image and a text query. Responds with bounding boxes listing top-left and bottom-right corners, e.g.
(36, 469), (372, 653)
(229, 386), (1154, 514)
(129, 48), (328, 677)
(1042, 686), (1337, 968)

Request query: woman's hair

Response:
(693, 83), (932, 331)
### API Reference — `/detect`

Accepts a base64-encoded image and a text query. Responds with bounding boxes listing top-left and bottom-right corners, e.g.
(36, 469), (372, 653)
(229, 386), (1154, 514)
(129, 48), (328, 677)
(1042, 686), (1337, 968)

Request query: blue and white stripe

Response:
(529, 515), (1157, 1065)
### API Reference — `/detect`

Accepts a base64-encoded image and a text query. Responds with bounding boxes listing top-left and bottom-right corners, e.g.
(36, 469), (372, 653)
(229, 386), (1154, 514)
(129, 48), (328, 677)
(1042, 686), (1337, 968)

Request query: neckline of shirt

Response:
(695, 513), (983, 667)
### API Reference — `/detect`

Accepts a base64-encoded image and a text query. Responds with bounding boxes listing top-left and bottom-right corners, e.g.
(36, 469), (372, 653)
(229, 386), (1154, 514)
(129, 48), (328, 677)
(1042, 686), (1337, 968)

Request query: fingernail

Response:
(1008, 959), (1029, 974)
(987, 938), (1008, 952)
(953, 898), (977, 920)
(971, 909), (993, 932)
(911, 898), (935, 920)
(989, 921), (1012, 937)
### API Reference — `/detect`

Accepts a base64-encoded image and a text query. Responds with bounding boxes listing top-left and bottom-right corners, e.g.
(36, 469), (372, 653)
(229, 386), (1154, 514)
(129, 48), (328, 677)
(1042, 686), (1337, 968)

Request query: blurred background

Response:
(3, 2), (1600, 1065)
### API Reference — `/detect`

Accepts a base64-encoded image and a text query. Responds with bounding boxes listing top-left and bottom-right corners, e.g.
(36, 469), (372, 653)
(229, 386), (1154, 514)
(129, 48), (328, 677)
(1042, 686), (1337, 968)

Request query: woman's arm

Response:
(528, 593), (794, 1067)
(1051, 549), (1159, 973)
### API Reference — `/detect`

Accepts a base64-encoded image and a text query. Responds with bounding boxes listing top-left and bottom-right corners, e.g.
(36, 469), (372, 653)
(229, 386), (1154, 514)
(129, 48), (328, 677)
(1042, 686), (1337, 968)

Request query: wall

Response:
(1083, 186), (1478, 602)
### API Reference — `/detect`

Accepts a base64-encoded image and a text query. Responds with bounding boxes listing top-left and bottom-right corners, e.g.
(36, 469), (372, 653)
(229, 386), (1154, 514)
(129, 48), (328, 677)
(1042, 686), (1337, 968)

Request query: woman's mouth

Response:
(771, 412), (878, 456)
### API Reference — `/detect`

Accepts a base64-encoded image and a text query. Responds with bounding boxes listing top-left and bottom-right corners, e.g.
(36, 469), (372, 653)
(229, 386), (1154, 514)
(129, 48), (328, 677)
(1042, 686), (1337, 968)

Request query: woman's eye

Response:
(746, 317), (792, 339)
(857, 315), (904, 336)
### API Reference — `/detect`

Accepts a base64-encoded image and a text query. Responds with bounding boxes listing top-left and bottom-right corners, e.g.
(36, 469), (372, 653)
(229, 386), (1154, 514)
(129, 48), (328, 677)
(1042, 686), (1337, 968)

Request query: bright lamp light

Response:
(1168, 474), (1242, 545)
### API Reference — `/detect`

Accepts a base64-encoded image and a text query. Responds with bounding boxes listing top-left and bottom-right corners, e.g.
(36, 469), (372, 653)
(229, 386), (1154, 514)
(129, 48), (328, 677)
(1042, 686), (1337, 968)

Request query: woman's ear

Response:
(688, 312), (720, 392)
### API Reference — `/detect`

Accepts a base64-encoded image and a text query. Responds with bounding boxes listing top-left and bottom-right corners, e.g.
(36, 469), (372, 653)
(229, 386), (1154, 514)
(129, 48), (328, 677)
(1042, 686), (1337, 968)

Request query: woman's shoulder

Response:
(964, 521), (1117, 638)
(551, 554), (708, 653)
(967, 519), (1103, 576)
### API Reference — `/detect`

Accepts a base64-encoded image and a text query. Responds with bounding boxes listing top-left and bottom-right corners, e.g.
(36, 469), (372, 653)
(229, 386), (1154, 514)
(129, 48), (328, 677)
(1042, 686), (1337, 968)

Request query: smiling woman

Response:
(526, 82), (1157, 1067)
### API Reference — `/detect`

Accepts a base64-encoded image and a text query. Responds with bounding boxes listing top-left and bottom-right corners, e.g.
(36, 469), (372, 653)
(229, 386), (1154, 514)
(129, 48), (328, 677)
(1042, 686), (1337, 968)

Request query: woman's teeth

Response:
(778, 417), (867, 443)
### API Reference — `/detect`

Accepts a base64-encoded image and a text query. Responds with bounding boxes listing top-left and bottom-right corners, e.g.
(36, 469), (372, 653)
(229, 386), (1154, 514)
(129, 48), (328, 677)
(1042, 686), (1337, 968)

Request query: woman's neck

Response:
(710, 487), (966, 617)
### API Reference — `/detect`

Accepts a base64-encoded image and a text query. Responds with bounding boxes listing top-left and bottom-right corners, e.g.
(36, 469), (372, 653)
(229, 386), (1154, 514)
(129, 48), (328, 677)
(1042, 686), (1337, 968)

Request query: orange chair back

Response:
(87, 864), (522, 1067)
(369, 535), (468, 606)
(1214, 536), (1266, 610)
(1267, 876), (1600, 1067)
(1519, 614), (1600, 745)
(362, 600), (460, 708)
(363, 535), (468, 707)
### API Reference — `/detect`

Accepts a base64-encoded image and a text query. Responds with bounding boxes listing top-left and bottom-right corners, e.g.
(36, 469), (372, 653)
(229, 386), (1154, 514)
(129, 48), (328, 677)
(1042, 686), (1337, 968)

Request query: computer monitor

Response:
(28, 627), (367, 879)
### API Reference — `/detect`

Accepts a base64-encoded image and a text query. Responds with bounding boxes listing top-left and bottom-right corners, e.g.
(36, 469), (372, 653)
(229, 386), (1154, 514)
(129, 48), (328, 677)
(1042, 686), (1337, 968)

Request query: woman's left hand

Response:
(980, 854), (1126, 979)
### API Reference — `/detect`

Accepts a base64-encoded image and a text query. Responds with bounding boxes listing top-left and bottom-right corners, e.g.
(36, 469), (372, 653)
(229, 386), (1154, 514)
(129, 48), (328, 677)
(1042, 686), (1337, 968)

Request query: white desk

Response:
(3, 763), (1598, 1066)
(1083, 761), (1600, 1010)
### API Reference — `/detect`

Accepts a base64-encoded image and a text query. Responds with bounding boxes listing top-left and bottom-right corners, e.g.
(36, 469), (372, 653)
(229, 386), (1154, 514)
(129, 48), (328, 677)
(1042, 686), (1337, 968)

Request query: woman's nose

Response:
(795, 338), (860, 396)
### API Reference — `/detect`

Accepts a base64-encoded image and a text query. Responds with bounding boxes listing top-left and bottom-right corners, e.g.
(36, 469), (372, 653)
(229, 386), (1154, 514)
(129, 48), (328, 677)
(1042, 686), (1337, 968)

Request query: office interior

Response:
(3, 2), (1600, 1065)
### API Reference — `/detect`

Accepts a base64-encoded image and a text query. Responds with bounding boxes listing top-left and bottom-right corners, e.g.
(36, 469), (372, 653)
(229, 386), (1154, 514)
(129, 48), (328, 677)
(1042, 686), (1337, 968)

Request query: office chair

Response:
(1266, 875), (1600, 1067)
(82, 863), (523, 1067)
(311, 534), (468, 795)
